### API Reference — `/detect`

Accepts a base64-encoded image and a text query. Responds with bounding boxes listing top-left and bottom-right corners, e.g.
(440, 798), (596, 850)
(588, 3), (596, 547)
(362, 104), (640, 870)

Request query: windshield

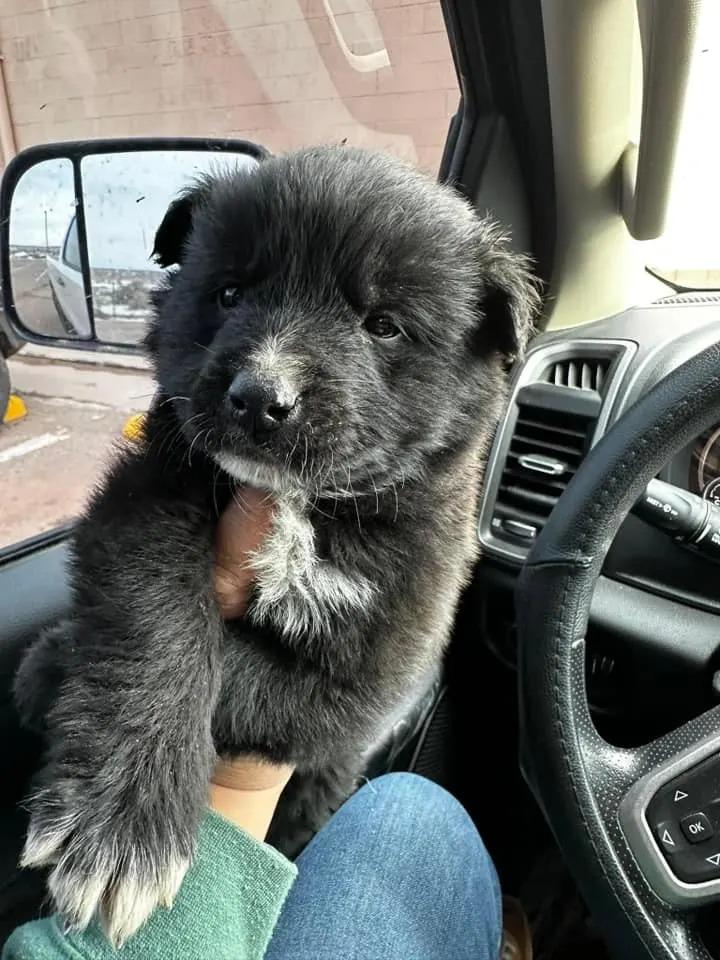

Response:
(0, 1), (458, 172)
(1, 2), (715, 289)
(0, 0), (461, 552)
(643, 1), (720, 290)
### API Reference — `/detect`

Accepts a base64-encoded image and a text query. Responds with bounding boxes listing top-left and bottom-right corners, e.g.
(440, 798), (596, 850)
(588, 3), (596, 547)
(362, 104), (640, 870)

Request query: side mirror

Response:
(0, 138), (266, 353)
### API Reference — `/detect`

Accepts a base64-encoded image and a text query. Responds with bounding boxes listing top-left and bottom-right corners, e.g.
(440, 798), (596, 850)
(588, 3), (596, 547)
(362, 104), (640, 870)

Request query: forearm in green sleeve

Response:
(2, 810), (297, 960)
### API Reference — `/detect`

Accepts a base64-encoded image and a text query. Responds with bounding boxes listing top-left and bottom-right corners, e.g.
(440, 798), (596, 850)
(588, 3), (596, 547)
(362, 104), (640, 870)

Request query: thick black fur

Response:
(14, 146), (539, 943)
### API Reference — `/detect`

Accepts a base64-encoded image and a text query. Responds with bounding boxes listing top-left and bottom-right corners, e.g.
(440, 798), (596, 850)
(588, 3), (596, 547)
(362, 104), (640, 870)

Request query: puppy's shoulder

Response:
(74, 410), (214, 555)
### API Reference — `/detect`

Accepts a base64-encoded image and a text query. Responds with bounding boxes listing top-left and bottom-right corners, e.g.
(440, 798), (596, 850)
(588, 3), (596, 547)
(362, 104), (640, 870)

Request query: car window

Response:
(61, 218), (81, 272)
(0, 0), (460, 553)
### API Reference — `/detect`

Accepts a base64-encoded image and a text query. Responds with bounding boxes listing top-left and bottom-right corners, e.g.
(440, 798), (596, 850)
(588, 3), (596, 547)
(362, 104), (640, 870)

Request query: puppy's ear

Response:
(152, 179), (212, 268)
(476, 221), (541, 361)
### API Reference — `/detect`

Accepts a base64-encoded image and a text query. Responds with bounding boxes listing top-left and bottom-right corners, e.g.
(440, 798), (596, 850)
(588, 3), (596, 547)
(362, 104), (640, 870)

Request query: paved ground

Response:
(1, 354), (154, 550)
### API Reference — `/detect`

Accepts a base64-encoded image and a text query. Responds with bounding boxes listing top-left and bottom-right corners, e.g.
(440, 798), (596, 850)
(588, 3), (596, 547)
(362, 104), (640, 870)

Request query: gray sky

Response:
(81, 150), (258, 270)
(9, 157), (76, 249)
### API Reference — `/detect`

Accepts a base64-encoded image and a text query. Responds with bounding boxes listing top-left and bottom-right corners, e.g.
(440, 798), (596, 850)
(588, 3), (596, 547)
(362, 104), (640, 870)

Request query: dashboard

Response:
(475, 293), (720, 737)
(685, 427), (720, 502)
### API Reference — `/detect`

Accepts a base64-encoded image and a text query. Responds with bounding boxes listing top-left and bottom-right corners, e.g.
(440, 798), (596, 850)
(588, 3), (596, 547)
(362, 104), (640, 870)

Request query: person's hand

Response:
(211, 493), (291, 840)
(213, 487), (274, 620)
(210, 757), (295, 841)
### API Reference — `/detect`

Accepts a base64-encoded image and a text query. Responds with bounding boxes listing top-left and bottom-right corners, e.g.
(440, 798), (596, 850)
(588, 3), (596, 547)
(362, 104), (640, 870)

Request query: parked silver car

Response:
(46, 216), (92, 339)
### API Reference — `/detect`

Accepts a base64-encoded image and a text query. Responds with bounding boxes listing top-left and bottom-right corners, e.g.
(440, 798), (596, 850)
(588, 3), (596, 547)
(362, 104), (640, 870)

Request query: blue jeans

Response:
(266, 773), (503, 959)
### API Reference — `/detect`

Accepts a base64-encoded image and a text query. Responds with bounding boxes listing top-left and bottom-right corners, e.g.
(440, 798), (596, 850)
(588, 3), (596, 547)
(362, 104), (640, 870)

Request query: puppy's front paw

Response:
(22, 783), (191, 946)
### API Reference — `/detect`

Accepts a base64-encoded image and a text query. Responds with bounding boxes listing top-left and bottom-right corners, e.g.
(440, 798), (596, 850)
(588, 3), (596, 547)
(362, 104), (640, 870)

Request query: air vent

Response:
(656, 292), (720, 306)
(491, 403), (595, 537)
(543, 357), (610, 393)
(478, 338), (636, 562)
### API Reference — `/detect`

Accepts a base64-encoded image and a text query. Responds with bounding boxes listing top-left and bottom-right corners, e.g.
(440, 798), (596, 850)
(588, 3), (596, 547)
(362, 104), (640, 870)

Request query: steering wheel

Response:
(517, 342), (720, 960)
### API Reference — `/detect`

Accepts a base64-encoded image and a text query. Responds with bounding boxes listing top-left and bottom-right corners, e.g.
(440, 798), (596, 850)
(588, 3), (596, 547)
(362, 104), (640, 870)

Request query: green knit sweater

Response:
(2, 811), (297, 960)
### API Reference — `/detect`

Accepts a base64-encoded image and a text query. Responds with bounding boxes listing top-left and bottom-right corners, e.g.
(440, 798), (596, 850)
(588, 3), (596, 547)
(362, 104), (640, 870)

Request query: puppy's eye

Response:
(364, 316), (400, 339)
(217, 286), (242, 309)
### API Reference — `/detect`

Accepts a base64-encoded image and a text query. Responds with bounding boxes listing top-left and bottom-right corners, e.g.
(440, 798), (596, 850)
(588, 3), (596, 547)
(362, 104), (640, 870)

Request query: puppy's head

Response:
(148, 147), (540, 495)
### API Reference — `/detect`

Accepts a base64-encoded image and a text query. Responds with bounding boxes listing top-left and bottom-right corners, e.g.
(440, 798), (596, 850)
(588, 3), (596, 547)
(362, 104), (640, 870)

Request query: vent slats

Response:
(511, 433), (585, 461)
(515, 416), (587, 441)
(502, 462), (569, 493)
(484, 344), (630, 555)
(493, 403), (595, 538)
(499, 484), (561, 510)
(658, 293), (720, 306)
(545, 357), (609, 393)
(493, 503), (548, 527)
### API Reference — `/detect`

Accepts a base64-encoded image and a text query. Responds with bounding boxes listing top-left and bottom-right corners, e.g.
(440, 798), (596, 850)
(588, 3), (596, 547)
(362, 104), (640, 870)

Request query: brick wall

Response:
(0, 0), (459, 171)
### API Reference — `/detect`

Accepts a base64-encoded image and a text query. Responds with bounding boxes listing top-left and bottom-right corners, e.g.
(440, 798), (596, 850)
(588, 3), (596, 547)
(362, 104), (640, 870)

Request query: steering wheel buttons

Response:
(680, 812), (714, 844)
(672, 850), (720, 883)
(655, 821), (682, 851)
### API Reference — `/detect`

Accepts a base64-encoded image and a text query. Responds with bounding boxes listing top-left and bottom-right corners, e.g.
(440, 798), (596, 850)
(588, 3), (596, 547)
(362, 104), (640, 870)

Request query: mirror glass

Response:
(7, 147), (259, 347)
(80, 150), (257, 346)
(9, 157), (91, 339)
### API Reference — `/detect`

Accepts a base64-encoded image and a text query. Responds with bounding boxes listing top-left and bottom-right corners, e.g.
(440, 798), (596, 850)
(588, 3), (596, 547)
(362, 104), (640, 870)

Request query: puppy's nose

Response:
(227, 372), (297, 434)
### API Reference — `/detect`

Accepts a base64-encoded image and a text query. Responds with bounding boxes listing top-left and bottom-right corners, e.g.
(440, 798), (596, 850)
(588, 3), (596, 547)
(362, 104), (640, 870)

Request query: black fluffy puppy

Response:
(15, 147), (539, 944)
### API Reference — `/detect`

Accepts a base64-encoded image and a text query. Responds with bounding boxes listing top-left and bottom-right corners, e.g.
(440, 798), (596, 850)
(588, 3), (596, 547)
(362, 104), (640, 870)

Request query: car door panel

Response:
(0, 541), (71, 942)
(0, 541), (71, 650)
(0, 540), (71, 811)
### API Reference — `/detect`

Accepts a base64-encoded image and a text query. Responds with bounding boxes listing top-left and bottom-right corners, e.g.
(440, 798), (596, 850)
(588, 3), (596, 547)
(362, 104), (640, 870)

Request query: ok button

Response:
(680, 812), (714, 844)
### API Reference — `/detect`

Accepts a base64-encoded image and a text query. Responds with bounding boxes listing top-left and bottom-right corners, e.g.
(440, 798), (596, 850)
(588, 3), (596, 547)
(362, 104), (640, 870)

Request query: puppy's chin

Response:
(214, 452), (300, 497)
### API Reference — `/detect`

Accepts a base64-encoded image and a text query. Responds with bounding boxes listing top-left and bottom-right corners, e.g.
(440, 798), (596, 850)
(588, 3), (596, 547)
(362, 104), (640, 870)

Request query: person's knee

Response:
(358, 772), (480, 837)
(363, 771), (467, 825)
(272, 773), (502, 959)
(350, 773), (498, 887)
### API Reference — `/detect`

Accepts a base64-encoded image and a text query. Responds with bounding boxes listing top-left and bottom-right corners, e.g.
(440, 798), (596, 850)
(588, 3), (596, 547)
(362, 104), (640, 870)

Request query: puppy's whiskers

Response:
(369, 472), (380, 516)
(343, 465), (363, 534)
(284, 433), (301, 475)
(231, 486), (252, 513)
(187, 424), (210, 468)
(149, 420), (184, 460)
(154, 412), (205, 464)
(322, 379), (370, 387)
(390, 481), (399, 523)
(176, 412), (204, 448)
(301, 435), (310, 482)
(211, 460), (222, 519)
(309, 480), (336, 521)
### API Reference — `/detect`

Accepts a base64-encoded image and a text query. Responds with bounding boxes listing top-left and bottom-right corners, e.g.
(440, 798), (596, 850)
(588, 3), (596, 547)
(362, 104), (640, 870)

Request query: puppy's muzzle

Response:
(227, 371), (298, 440)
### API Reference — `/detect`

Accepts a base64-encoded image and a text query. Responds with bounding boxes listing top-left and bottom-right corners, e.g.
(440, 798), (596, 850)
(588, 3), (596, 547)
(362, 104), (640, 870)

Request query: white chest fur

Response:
(249, 495), (376, 640)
